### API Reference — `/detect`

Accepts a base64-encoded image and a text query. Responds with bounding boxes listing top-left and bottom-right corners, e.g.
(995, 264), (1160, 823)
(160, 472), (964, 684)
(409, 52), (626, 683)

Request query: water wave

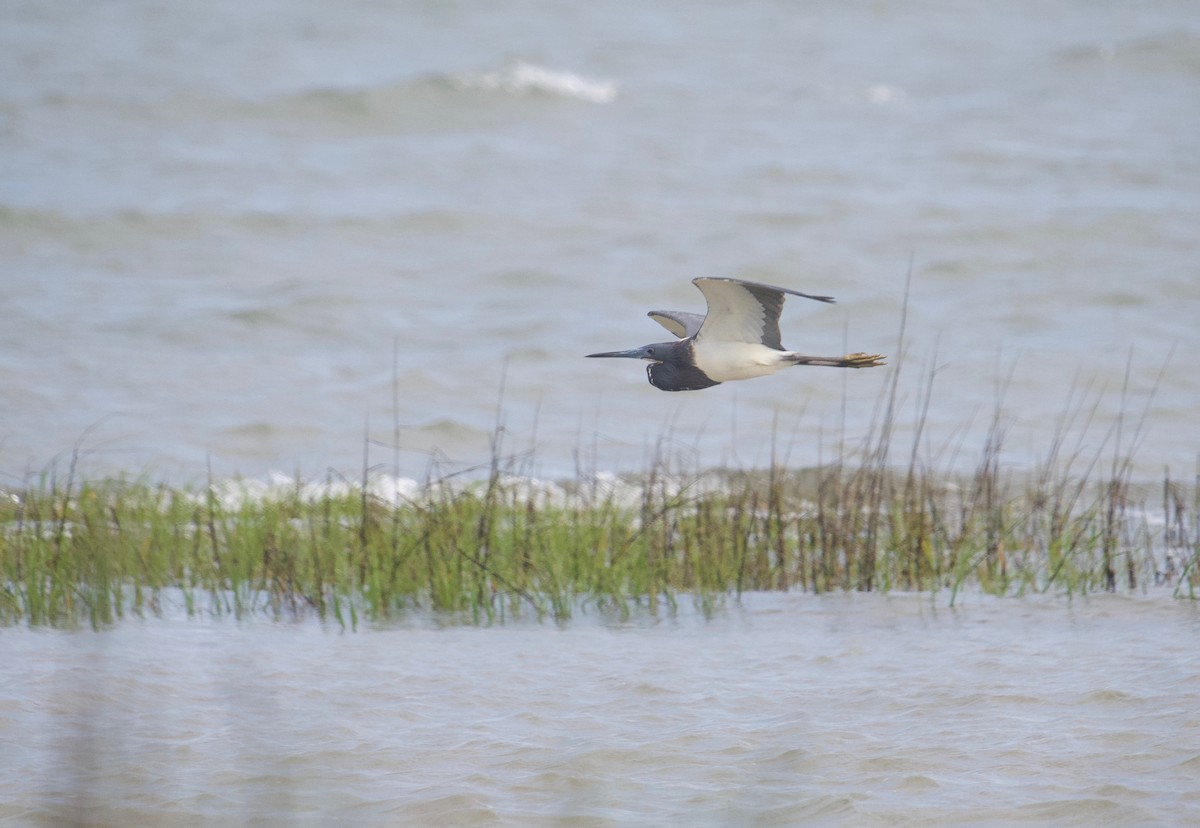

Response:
(447, 61), (618, 103)
(2, 60), (619, 138)
(230, 62), (618, 131)
(1057, 31), (1200, 74)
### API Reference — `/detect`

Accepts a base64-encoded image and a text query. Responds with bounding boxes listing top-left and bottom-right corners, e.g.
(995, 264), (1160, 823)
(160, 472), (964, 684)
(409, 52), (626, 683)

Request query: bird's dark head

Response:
(587, 340), (720, 392)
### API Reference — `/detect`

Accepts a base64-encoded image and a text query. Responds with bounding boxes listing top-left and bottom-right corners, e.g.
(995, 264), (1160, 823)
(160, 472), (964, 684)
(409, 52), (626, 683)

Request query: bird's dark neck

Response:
(646, 341), (721, 392)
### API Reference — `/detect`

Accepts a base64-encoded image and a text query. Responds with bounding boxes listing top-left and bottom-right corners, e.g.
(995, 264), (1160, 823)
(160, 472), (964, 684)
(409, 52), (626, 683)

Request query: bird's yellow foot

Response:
(845, 352), (887, 367)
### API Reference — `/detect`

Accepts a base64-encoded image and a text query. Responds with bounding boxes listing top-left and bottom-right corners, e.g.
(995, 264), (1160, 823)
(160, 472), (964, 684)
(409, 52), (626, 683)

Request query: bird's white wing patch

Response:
(693, 278), (781, 347)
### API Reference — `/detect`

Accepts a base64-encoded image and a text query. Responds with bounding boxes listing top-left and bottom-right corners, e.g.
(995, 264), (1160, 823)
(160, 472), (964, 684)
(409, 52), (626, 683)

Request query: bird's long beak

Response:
(586, 346), (650, 360)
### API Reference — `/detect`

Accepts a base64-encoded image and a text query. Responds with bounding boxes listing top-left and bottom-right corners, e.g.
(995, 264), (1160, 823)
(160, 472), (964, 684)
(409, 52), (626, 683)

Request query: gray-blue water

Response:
(2, 0), (1197, 486)
(2, 593), (1199, 825)
(5, 7), (1200, 824)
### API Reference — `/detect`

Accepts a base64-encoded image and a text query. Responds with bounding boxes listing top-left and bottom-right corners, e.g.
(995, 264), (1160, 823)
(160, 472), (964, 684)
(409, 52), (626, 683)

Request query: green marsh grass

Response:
(2, 349), (1197, 628)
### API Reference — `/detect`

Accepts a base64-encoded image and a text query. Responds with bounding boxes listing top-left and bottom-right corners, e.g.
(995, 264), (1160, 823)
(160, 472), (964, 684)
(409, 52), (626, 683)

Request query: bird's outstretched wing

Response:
(692, 277), (835, 350)
(647, 310), (706, 339)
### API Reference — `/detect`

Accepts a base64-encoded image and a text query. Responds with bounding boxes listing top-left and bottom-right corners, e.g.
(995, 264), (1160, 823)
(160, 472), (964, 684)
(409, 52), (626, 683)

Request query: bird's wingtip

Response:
(694, 276), (838, 304)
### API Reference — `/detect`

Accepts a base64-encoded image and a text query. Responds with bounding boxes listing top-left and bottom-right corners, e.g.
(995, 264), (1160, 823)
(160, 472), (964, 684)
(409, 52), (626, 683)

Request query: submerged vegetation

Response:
(2, 411), (1196, 630)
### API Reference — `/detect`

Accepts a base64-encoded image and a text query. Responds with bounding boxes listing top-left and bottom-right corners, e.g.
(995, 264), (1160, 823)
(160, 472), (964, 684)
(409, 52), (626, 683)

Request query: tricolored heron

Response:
(587, 277), (885, 391)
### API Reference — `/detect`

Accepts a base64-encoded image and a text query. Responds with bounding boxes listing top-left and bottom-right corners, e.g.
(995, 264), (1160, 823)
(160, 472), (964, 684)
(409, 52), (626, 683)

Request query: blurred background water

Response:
(2, 0), (1197, 484)
(4, 5), (1200, 822)
(3, 593), (1199, 825)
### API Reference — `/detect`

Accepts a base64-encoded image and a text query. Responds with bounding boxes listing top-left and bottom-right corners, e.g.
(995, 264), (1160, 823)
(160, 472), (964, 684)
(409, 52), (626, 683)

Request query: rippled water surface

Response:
(4, 6), (1197, 822)
(2, 0), (1197, 485)
(2, 593), (1198, 825)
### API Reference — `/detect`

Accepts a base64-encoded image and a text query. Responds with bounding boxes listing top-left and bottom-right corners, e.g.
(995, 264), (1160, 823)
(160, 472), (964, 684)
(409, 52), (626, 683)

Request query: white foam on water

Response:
(452, 61), (618, 103)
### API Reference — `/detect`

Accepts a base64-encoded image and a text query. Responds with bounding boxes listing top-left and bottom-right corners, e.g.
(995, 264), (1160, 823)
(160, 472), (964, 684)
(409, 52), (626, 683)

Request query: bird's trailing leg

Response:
(787, 352), (887, 369)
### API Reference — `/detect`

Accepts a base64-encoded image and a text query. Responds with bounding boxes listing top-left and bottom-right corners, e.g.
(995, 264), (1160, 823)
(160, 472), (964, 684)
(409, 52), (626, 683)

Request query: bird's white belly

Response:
(692, 341), (790, 382)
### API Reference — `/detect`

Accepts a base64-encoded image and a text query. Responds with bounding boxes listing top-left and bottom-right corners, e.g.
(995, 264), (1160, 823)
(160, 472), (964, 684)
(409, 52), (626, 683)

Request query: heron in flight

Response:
(587, 277), (885, 391)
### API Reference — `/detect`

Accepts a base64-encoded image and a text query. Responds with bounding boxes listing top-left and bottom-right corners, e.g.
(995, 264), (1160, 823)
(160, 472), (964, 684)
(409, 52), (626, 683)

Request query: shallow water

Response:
(1, 0), (1197, 486)
(2, 592), (1198, 825)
